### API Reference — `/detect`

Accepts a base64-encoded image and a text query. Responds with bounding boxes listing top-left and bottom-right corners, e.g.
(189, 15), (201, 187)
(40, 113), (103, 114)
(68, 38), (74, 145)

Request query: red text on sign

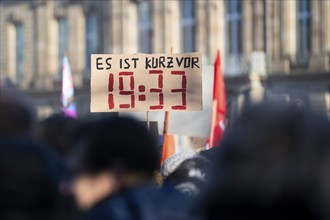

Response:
(108, 72), (136, 109)
(149, 70), (164, 110)
(171, 70), (187, 110)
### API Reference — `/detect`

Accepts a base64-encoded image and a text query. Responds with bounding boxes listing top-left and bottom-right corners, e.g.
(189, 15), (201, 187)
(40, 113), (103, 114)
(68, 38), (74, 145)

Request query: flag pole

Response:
(163, 112), (169, 135)
(147, 111), (150, 130)
(209, 100), (217, 148)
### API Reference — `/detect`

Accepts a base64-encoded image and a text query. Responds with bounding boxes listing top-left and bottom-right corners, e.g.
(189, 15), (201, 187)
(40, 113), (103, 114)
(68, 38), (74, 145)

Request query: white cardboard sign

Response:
(90, 53), (202, 112)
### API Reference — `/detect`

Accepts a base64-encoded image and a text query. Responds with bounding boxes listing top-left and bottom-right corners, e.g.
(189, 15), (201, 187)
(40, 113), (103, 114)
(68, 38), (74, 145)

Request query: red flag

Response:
(206, 50), (226, 149)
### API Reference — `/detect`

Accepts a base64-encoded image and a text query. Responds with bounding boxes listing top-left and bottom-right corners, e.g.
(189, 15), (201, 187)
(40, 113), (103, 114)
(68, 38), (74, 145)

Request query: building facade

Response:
(0, 0), (329, 119)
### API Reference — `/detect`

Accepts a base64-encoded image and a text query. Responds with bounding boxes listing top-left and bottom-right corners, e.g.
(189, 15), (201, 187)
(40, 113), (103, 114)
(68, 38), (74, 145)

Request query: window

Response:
(225, 0), (242, 55)
(86, 13), (99, 70)
(58, 17), (68, 76)
(296, 0), (311, 60)
(180, 0), (196, 52)
(16, 23), (24, 84)
(138, 1), (152, 53)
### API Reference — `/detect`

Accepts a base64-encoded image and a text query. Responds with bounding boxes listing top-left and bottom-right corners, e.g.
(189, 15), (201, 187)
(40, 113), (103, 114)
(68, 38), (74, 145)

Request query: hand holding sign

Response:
(91, 53), (202, 112)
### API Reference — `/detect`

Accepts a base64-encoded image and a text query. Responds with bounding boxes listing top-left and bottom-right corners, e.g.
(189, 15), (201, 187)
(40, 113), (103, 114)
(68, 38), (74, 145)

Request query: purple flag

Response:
(61, 55), (77, 118)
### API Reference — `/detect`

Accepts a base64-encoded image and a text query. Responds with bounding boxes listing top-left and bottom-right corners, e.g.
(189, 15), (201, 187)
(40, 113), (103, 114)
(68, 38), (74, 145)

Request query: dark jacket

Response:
(79, 184), (199, 220)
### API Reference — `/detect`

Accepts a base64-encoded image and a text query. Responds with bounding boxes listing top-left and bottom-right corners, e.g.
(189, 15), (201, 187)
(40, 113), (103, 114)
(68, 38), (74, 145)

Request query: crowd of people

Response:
(0, 86), (329, 220)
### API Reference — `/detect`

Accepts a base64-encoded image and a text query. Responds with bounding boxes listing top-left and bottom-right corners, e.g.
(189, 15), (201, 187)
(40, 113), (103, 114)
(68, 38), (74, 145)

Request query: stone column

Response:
(281, 0), (296, 60)
(47, 1), (58, 82)
(272, 0), (281, 60)
(153, 1), (165, 53)
(309, 0), (330, 72)
(163, 0), (180, 53)
(35, 2), (48, 88)
(4, 8), (17, 85)
(6, 23), (16, 83)
(109, 0), (137, 54)
(102, 1), (113, 54)
(321, 0), (330, 54)
(22, 4), (35, 89)
(0, 5), (6, 83)
(269, 0), (290, 74)
(123, 0), (137, 54)
(310, 0), (329, 72)
(14, 3), (37, 89)
(67, 4), (84, 87)
(252, 0), (264, 51)
(111, 0), (123, 54)
(207, 0), (225, 63)
(264, 0), (273, 74)
(242, 0), (253, 56)
(196, 0), (207, 55)
(311, 0), (321, 55)
(322, 0), (330, 72)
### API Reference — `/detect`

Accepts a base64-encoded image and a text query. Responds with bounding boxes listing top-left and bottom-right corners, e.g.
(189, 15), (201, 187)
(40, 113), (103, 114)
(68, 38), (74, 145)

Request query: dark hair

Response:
(166, 156), (210, 183)
(70, 116), (160, 178)
(0, 139), (63, 220)
(0, 88), (36, 138)
(165, 156), (211, 196)
(37, 114), (80, 157)
(203, 104), (330, 220)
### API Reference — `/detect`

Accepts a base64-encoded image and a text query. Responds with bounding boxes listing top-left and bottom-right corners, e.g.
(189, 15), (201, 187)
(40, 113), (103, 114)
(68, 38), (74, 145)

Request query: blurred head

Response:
(204, 103), (329, 220)
(69, 116), (160, 210)
(37, 114), (80, 157)
(165, 156), (211, 196)
(0, 139), (62, 220)
(160, 150), (196, 177)
(0, 87), (36, 138)
(0, 88), (36, 138)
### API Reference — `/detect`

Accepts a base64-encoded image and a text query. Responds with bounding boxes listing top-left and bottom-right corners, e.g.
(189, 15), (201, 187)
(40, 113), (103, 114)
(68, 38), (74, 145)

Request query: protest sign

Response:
(90, 53), (202, 112)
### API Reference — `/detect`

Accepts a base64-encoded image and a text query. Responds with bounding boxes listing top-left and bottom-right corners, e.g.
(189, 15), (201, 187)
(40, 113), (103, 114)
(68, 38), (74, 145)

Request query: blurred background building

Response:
(0, 0), (329, 119)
